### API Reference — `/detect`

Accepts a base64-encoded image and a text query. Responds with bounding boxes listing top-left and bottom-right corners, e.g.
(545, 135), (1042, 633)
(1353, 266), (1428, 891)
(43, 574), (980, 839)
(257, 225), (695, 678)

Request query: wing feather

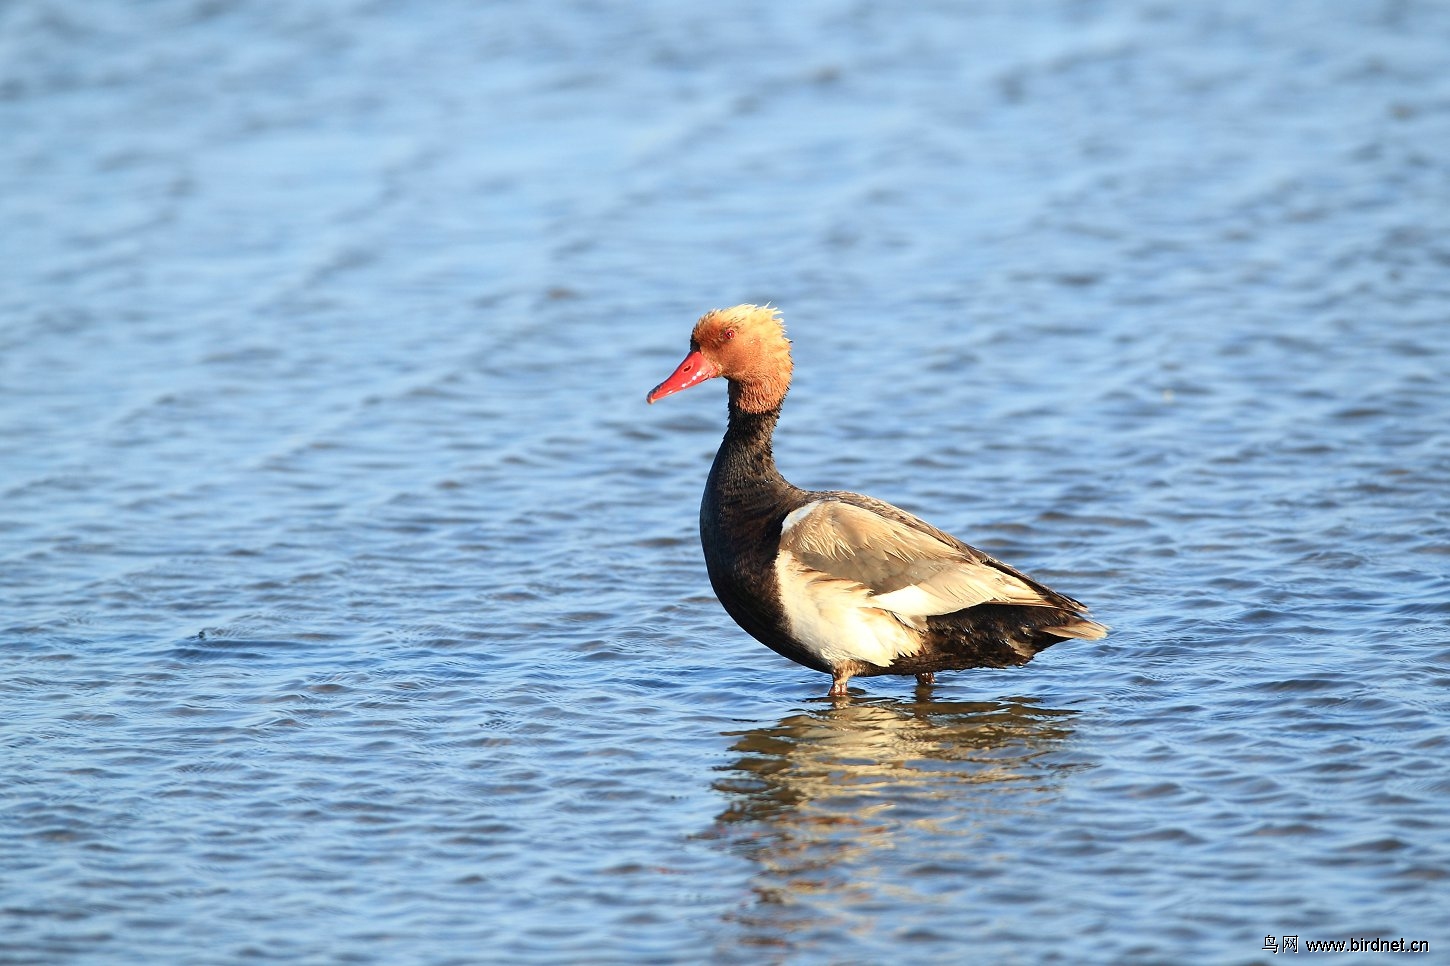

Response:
(780, 498), (1062, 618)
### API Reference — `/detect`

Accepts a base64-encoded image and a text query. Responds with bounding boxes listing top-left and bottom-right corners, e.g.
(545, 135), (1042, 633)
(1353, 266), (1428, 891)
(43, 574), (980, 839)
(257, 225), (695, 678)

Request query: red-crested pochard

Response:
(647, 305), (1106, 697)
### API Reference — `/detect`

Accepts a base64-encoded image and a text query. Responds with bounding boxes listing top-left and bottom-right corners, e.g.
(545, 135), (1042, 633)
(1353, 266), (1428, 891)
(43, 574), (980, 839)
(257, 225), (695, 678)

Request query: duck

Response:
(646, 305), (1106, 697)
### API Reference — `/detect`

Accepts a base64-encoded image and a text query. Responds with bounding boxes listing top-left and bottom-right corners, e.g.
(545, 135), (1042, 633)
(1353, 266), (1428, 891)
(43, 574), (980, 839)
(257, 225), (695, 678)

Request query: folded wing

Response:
(780, 496), (1102, 635)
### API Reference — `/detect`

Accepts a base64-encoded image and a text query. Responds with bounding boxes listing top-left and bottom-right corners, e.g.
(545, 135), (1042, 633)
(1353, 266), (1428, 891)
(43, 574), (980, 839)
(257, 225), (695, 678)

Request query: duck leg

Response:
(828, 668), (853, 697)
(915, 672), (935, 686)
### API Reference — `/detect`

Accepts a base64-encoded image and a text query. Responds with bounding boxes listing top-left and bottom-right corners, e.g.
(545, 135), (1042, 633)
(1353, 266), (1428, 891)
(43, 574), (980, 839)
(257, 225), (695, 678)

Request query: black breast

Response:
(697, 407), (827, 673)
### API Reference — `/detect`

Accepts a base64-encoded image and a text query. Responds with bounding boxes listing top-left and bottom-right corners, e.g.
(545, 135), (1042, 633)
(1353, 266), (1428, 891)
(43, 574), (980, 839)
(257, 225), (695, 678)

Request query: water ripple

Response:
(4, 0), (1450, 962)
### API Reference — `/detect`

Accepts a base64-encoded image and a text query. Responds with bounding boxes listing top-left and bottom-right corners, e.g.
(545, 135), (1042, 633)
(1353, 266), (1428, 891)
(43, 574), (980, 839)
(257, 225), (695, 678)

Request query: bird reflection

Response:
(705, 692), (1077, 954)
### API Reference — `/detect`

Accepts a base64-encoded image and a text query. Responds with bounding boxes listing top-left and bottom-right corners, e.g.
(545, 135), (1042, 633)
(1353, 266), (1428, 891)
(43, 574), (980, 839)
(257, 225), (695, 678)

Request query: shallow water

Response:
(4, 0), (1449, 962)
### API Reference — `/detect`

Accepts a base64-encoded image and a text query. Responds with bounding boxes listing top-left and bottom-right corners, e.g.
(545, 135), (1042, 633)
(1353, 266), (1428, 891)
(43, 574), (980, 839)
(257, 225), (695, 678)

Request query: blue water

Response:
(4, 1), (1449, 963)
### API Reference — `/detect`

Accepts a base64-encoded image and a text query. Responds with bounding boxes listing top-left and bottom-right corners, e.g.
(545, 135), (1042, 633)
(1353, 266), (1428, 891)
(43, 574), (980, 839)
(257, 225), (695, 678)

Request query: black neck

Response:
(710, 404), (788, 495)
(697, 400), (821, 672)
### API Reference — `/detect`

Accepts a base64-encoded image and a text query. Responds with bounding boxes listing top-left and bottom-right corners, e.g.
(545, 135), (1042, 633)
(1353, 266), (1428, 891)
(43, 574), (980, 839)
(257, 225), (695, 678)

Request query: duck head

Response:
(646, 304), (793, 413)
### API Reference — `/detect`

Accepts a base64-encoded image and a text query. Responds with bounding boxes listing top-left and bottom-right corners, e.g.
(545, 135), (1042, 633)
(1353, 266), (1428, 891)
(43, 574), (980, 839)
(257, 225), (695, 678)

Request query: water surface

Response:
(3, 1), (1449, 963)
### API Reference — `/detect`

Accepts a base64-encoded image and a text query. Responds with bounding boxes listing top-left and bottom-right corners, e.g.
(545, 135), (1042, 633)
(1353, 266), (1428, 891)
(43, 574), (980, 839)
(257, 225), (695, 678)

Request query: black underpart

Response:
(852, 603), (1077, 679)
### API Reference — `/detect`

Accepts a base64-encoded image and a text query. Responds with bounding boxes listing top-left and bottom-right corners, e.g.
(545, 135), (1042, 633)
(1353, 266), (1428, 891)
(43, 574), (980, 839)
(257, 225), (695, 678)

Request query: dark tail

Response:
(926, 603), (1107, 668)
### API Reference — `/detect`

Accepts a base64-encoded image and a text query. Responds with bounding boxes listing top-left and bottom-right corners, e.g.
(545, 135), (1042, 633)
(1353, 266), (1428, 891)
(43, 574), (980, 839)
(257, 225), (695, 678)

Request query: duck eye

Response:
(723, 328), (736, 340)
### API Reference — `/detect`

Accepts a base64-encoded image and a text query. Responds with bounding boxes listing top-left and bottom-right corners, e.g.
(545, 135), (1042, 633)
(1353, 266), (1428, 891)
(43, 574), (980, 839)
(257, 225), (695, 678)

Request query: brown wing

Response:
(779, 497), (1065, 618)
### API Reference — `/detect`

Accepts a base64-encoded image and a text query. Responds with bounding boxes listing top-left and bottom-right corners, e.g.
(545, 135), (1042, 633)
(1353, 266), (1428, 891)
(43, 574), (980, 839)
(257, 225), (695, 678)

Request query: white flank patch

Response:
(864, 584), (942, 616)
(779, 502), (819, 538)
(773, 549), (924, 669)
